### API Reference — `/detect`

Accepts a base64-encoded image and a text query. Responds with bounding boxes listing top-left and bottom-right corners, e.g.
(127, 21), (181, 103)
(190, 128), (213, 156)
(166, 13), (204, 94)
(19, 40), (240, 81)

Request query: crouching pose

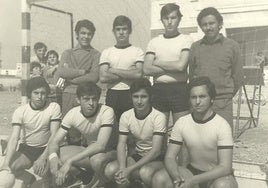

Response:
(152, 77), (238, 188)
(0, 77), (61, 188)
(48, 82), (116, 187)
(104, 78), (167, 188)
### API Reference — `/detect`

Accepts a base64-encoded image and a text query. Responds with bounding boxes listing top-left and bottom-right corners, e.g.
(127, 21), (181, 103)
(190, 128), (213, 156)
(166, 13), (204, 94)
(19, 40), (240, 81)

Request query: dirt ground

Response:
(0, 85), (268, 165)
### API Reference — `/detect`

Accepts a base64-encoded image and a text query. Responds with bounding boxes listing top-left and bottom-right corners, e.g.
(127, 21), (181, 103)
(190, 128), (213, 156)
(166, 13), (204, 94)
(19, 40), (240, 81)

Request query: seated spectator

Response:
(30, 62), (42, 78)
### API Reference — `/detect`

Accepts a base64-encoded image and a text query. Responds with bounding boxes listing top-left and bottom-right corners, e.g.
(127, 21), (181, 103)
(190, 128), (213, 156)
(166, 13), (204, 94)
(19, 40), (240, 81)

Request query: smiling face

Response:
(161, 10), (181, 37)
(200, 14), (221, 41)
(76, 27), (94, 48)
(113, 25), (130, 46)
(78, 95), (99, 117)
(190, 85), (212, 114)
(30, 87), (48, 109)
(47, 53), (58, 66)
(132, 88), (151, 114)
(35, 47), (46, 60)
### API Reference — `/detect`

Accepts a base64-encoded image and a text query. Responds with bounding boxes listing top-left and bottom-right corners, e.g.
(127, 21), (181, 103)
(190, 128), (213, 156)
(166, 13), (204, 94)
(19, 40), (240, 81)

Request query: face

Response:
(32, 67), (41, 76)
(161, 10), (181, 36)
(132, 89), (151, 113)
(200, 15), (221, 40)
(79, 95), (99, 117)
(190, 85), (212, 114)
(35, 47), (46, 59)
(76, 27), (94, 48)
(47, 53), (58, 66)
(113, 25), (130, 44)
(30, 87), (48, 109)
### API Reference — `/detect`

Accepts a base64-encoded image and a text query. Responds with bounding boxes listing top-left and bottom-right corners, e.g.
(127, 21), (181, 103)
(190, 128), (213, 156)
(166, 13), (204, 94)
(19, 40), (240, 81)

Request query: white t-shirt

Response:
(99, 45), (144, 90)
(12, 102), (62, 147)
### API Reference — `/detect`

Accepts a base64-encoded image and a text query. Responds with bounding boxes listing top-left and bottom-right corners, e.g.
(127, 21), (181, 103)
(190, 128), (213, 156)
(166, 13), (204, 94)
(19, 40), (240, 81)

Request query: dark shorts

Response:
(18, 143), (46, 163)
(152, 82), (189, 113)
(131, 153), (165, 162)
(187, 164), (208, 188)
(105, 89), (133, 121)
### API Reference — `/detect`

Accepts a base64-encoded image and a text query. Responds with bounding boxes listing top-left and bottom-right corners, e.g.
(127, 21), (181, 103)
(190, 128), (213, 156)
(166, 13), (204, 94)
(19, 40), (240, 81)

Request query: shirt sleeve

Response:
(61, 108), (75, 129)
(146, 39), (156, 55)
(11, 106), (24, 126)
(217, 120), (234, 147)
(100, 106), (115, 126)
(50, 103), (62, 122)
(188, 42), (197, 81)
(99, 49), (110, 66)
(135, 48), (145, 63)
(153, 112), (167, 135)
(182, 35), (194, 51)
(169, 119), (184, 145)
(119, 111), (130, 134)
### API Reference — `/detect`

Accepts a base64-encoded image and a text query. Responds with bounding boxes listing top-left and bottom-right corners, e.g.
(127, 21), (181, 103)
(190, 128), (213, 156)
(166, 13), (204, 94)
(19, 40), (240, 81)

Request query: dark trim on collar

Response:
(163, 32), (180, 39)
(114, 44), (132, 49)
(201, 33), (224, 44)
(191, 111), (216, 124)
(29, 101), (47, 111)
(80, 104), (100, 118)
(134, 107), (153, 120)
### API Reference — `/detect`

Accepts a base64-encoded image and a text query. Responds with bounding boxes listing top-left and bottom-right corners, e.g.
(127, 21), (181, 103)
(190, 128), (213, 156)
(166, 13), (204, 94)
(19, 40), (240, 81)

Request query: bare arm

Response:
(99, 64), (121, 84)
(153, 50), (190, 72)
(143, 53), (165, 76)
(117, 134), (128, 169)
(109, 62), (143, 80)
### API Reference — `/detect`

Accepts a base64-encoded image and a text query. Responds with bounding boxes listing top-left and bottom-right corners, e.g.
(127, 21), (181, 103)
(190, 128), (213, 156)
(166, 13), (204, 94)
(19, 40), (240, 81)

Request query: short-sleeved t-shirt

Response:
(170, 112), (233, 171)
(119, 107), (167, 156)
(146, 34), (193, 83)
(61, 104), (114, 145)
(12, 102), (62, 147)
(99, 45), (144, 90)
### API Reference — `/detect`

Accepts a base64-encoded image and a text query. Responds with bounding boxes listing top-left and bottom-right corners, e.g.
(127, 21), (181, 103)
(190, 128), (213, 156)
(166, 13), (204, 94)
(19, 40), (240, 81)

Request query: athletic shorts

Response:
(152, 82), (189, 113)
(131, 153), (165, 162)
(105, 89), (133, 121)
(18, 143), (46, 163)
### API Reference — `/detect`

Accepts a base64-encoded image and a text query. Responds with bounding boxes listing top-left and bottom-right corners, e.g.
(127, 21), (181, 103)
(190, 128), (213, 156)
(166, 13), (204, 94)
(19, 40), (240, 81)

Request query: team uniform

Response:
(119, 107), (167, 161)
(146, 34), (193, 113)
(60, 104), (115, 148)
(99, 45), (144, 121)
(12, 102), (62, 162)
(169, 112), (234, 188)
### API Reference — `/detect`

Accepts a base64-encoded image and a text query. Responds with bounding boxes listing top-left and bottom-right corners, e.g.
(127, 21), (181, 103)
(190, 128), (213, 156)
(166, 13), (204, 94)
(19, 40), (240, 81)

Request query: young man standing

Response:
(143, 3), (193, 130)
(48, 82), (116, 187)
(31, 42), (47, 69)
(57, 19), (101, 145)
(99, 15), (144, 122)
(104, 78), (167, 188)
(152, 77), (238, 188)
(0, 77), (61, 188)
(188, 7), (244, 128)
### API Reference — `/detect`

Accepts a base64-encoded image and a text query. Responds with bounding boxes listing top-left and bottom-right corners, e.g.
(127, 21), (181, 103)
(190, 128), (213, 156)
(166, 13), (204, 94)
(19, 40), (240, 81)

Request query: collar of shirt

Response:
(73, 44), (92, 52)
(200, 33), (225, 45)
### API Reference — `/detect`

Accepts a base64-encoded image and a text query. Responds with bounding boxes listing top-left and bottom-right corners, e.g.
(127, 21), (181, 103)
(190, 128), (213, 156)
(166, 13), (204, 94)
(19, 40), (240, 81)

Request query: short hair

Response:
(160, 3), (183, 20)
(130, 78), (152, 98)
(197, 7), (223, 27)
(76, 82), (101, 99)
(26, 77), (50, 98)
(113, 15), (132, 33)
(34, 42), (47, 51)
(30, 62), (42, 71)
(46, 50), (59, 65)
(75, 19), (96, 34)
(188, 76), (217, 100)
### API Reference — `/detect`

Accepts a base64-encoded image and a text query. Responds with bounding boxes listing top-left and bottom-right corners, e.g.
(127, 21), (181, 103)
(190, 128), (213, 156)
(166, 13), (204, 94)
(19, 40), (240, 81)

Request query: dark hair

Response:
(75, 19), (96, 34)
(160, 3), (183, 20)
(113, 15), (132, 33)
(76, 82), (101, 99)
(188, 76), (216, 100)
(34, 42), (47, 51)
(46, 50), (59, 65)
(26, 77), (50, 98)
(30, 62), (42, 71)
(130, 78), (152, 98)
(197, 7), (223, 27)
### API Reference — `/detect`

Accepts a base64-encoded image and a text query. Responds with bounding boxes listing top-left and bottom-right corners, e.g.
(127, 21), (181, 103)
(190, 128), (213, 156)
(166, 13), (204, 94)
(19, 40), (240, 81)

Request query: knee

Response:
(152, 171), (172, 188)
(104, 162), (118, 180)
(139, 166), (155, 184)
(90, 154), (106, 171)
(211, 178), (238, 188)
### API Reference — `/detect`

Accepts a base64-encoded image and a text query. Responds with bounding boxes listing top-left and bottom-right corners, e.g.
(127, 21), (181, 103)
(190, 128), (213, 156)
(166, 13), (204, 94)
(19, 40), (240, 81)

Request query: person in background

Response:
(30, 62), (42, 78)
(152, 77), (237, 188)
(31, 42), (47, 69)
(57, 19), (101, 145)
(188, 7), (244, 129)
